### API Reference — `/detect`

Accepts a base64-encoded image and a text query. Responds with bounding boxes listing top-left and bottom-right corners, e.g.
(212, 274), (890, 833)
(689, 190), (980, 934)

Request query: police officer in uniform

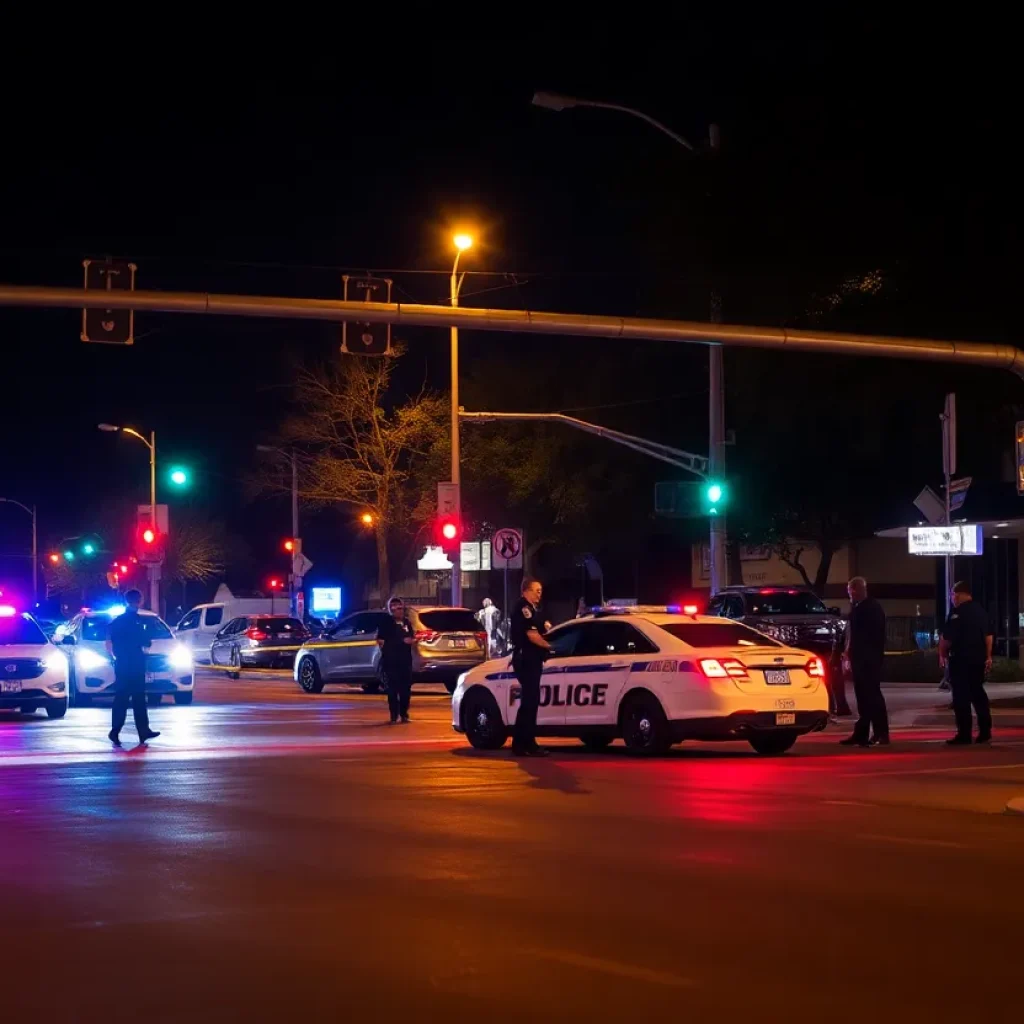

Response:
(939, 580), (993, 745)
(510, 577), (553, 757)
(105, 589), (161, 747)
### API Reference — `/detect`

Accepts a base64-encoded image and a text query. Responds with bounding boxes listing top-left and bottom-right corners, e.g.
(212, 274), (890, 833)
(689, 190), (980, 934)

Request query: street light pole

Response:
(450, 234), (473, 608)
(532, 90), (728, 594)
(99, 424), (160, 612)
(0, 498), (38, 600)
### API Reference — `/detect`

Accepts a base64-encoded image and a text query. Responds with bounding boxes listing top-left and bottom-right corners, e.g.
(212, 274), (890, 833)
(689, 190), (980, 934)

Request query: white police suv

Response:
(451, 606), (830, 755)
(55, 607), (195, 706)
(0, 605), (70, 719)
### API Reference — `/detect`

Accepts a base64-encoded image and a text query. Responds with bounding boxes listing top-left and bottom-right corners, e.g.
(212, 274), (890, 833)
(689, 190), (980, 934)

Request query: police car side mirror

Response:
(61, 634), (76, 646)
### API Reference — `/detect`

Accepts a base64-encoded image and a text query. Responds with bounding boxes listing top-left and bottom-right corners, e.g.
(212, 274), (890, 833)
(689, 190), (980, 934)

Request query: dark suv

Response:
(707, 586), (845, 667)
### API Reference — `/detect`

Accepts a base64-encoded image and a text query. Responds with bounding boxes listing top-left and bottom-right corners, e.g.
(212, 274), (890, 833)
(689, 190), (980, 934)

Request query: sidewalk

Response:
(873, 682), (1024, 728)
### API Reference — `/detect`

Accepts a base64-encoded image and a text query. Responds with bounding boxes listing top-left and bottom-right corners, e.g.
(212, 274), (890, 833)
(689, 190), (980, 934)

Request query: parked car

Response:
(294, 606), (487, 695)
(706, 586), (845, 669)
(175, 598), (277, 664)
(210, 615), (311, 678)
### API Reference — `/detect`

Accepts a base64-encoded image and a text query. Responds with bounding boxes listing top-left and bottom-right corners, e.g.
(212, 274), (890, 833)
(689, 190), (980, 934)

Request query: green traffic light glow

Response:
(63, 550), (75, 562)
(707, 484), (723, 504)
(82, 543), (95, 555)
(169, 467), (189, 486)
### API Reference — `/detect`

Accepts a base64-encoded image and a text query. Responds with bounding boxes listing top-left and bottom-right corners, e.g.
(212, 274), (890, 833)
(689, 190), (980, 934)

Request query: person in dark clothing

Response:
(105, 589), (160, 747)
(839, 576), (889, 748)
(940, 580), (993, 745)
(510, 577), (553, 757)
(377, 597), (415, 724)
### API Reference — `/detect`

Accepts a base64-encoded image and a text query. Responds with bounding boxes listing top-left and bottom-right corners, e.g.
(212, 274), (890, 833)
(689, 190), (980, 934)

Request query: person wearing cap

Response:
(939, 580), (993, 745)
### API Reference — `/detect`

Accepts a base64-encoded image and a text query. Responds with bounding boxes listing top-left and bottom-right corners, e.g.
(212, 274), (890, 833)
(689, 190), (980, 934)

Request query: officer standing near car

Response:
(510, 577), (553, 757)
(839, 576), (889, 747)
(939, 580), (993, 745)
(377, 596), (415, 724)
(105, 589), (160, 747)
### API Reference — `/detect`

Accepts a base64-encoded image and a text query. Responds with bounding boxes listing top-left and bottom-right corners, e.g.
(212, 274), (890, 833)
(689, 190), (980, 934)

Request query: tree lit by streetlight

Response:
(453, 233), (473, 251)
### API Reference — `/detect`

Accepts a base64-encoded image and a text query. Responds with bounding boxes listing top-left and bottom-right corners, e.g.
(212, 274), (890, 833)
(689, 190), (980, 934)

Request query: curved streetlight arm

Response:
(532, 91), (695, 151)
(121, 427), (153, 451)
(460, 410), (708, 479)
(0, 497), (33, 517)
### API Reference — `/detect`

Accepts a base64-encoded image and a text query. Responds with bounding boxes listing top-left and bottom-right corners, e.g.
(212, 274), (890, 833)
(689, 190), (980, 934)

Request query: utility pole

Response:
(941, 393), (956, 622)
(449, 234), (473, 608)
(291, 450), (299, 615)
(148, 429), (159, 615)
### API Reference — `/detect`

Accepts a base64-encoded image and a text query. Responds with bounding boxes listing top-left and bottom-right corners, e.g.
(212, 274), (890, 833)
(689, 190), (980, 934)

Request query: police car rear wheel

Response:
(621, 693), (671, 756)
(580, 735), (613, 751)
(298, 657), (324, 694)
(748, 730), (798, 756)
(463, 689), (507, 750)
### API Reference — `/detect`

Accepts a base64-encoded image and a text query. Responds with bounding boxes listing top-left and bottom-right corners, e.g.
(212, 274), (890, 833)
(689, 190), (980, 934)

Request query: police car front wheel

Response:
(45, 698), (68, 720)
(462, 688), (507, 750)
(620, 693), (671, 756)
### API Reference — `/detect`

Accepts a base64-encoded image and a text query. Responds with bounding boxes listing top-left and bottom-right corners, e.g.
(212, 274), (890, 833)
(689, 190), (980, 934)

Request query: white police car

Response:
(55, 607), (194, 706)
(451, 606), (830, 755)
(0, 605), (70, 718)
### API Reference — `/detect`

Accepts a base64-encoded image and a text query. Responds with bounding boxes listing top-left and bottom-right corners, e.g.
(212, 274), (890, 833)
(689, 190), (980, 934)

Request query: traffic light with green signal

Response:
(703, 481), (727, 516)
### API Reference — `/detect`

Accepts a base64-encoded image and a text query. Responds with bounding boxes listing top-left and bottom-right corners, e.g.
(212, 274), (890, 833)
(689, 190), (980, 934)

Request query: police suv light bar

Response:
(585, 604), (701, 617)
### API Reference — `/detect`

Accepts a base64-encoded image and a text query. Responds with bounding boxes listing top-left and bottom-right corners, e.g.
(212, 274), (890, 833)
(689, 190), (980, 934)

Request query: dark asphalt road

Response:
(2, 670), (1023, 1023)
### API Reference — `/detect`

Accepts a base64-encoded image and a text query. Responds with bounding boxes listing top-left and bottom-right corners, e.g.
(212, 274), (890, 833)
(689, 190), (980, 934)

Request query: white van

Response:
(175, 597), (276, 664)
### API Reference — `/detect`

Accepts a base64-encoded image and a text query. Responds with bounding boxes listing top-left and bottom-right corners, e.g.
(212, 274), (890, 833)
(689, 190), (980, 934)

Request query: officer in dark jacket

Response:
(939, 580), (993, 745)
(105, 589), (160, 747)
(839, 576), (889, 747)
(377, 596), (415, 724)
(510, 577), (553, 757)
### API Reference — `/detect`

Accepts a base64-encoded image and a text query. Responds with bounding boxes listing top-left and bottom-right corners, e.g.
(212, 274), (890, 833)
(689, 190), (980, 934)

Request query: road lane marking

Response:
(524, 949), (694, 988)
(843, 762), (1024, 779)
(856, 833), (966, 850)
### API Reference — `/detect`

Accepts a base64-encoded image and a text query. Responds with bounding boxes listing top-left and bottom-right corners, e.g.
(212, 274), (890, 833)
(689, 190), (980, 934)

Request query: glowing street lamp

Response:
(360, 512), (375, 527)
(449, 231), (474, 608)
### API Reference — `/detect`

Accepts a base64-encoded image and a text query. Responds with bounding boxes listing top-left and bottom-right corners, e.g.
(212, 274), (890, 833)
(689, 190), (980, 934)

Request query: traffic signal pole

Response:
(148, 429), (159, 614)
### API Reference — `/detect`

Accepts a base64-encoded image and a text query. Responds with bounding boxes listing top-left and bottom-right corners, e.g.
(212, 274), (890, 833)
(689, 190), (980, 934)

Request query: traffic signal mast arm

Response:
(459, 410), (709, 479)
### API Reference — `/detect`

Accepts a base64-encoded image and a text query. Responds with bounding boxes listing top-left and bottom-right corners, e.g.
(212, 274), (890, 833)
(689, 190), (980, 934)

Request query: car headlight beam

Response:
(76, 648), (109, 672)
(43, 651), (69, 673)
(169, 645), (193, 671)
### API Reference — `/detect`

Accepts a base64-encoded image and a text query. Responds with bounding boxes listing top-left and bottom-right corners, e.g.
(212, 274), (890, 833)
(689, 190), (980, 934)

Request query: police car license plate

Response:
(775, 712), (796, 725)
(1, 680), (22, 694)
(765, 669), (790, 686)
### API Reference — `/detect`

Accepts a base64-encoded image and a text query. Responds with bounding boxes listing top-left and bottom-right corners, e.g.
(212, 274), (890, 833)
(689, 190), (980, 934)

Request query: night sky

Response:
(2, 26), (1021, 602)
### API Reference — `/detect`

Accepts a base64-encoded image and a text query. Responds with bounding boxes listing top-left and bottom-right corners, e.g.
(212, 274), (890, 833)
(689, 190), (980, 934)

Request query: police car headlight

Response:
(170, 645), (193, 671)
(76, 648), (108, 671)
(43, 651), (69, 673)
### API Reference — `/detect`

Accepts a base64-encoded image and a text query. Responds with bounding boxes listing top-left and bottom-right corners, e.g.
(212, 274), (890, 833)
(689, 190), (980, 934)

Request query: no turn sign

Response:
(492, 527), (523, 569)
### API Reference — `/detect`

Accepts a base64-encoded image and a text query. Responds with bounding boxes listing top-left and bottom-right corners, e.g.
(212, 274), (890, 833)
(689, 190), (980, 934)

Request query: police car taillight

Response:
(698, 658), (748, 680)
(805, 657), (825, 677)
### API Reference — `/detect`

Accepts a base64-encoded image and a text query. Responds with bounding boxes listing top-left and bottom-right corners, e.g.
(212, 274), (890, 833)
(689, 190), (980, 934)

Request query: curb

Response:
(1006, 798), (1024, 816)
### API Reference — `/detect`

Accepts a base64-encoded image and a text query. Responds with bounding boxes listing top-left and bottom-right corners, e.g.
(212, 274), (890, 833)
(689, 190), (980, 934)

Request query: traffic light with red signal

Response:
(283, 538), (295, 554)
(434, 513), (462, 553)
(136, 524), (165, 564)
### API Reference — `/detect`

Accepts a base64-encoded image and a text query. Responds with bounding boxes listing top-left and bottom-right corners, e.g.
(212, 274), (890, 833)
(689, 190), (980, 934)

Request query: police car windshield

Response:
(744, 592), (827, 615)
(659, 622), (783, 648)
(86, 615), (173, 642)
(0, 614), (47, 645)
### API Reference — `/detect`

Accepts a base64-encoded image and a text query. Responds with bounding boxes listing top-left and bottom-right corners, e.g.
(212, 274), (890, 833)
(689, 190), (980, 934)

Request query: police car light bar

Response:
(585, 604), (701, 617)
(0, 604), (17, 617)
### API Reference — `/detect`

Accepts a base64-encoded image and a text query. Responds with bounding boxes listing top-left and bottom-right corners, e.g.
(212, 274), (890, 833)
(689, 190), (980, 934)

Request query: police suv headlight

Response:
(170, 645), (193, 671)
(76, 648), (109, 672)
(43, 651), (69, 673)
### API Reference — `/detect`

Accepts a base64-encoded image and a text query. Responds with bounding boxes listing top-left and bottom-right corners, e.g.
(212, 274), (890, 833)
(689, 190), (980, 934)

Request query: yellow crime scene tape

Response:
(203, 639), (378, 673)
